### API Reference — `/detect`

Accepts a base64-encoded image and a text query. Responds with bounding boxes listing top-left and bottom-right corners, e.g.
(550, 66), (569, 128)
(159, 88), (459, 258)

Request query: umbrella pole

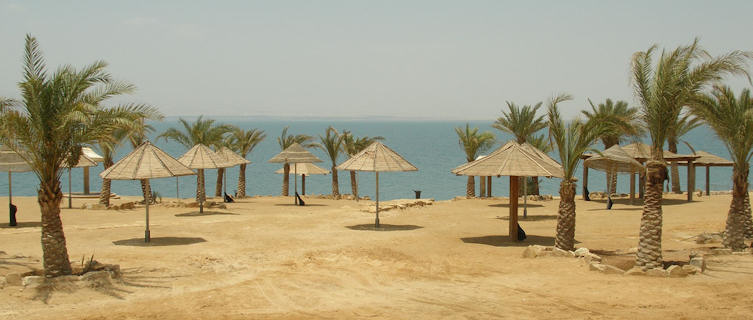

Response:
(509, 176), (519, 241)
(9, 171), (15, 227)
(523, 177), (528, 218)
(294, 163), (298, 205)
(302, 174), (306, 195)
(68, 168), (72, 209)
(176, 177), (179, 201)
(145, 179), (151, 243)
(706, 165), (710, 197)
(375, 172), (380, 228)
(223, 168), (227, 197)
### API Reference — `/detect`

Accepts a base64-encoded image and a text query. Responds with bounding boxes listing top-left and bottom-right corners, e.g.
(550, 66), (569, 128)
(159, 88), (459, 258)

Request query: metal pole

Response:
(68, 168), (72, 209)
(375, 172), (380, 228)
(8, 171), (11, 208)
(223, 167), (227, 196)
(294, 163), (298, 205)
(145, 179), (151, 243)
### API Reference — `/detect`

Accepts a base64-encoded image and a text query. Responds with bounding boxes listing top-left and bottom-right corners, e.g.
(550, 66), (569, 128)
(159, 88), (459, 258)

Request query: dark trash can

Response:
(413, 190), (422, 199)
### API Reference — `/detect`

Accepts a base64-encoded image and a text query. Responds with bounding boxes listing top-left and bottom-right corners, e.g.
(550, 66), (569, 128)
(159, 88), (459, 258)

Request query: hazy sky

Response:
(1, 1), (752, 120)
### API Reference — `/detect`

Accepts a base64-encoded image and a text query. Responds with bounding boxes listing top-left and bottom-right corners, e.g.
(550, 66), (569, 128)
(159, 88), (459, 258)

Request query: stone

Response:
(22, 276), (44, 288)
(552, 248), (575, 258)
(689, 257), (706, 272)
(573, 247), (590, 257)
(81, 203), (106, 210)
(646, 268), (667, 277)
(4, 273), (22, 286)
(586, 253), (602, 263)
(589, 262), (607, 272)
(682, 265), (699, 275)
(624, 267), (645, 276)
(521, 245), (550, 258)
(522, 246), (538, 258)
(667, 265), (688, 278)
(601, 264), (625, 275)
(119, 202), (135, 210)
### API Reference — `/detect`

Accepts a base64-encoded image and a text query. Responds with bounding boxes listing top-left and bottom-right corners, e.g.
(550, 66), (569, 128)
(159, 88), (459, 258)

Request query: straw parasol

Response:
(268, 143), (322, 205)
(337, 142), (417, 227)
(0, 145), (32, 226)
(178, 144), (232, 213)
(81, 146), (104, 195)
(682, 150), (733, 196)
(452, 140), (563, 241)
(65, 153), (98, 209)
(274, 162), (329, 195)
(100, 141), (195, 242)
(215, 147), (251, 198)
(583, 145), (644, 207)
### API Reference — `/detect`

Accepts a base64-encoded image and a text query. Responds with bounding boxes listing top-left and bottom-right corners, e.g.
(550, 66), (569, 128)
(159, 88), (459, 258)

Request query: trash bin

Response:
(413, 190), (421, 199)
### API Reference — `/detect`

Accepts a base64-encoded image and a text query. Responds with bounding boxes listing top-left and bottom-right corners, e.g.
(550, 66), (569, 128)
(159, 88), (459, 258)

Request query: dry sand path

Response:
(0, 193), (752, 319)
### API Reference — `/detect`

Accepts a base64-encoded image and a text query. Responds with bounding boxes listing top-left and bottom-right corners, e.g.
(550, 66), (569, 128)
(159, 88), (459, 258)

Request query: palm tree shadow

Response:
(274, 203), (328, 207)
(113, 237), (207, 246)
(175, 211), (239, 217)
(0, 222), (42, 228)
(346, 224), (423, 231)
(488, 203), (544, 208)
(461, 235), (565, 247)
(496, 215), (558, 221)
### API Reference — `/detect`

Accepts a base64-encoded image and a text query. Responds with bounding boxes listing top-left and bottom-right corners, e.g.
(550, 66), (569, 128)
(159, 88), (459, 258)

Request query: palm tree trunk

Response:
(555, 180), (576, 251)
(606, 171), (618, 196)
(282, 163), (290, 196)
(636, 161), (664, 270)
(668, 141), (681, 194)
(99, 158), (114, 206)
(331, 166), (340, 197)
(479, 176), (486, 198)
(350, 171), (358, 199)
(743, 191), (753, 239)
(723, 167), (749, 251)
(140, 179), (151, 204)
(38, 178), (72, 277)
(466, 176), (475, 198)
(215, 168), (224, 198)
(237, 163), (247, 198)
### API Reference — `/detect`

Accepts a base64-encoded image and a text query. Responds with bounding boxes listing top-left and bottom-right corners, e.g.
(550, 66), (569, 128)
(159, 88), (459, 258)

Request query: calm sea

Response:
(1, 118), (746, 202)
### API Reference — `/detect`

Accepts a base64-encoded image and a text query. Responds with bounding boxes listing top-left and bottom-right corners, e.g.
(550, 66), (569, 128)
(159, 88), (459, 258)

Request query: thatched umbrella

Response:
(275, 162), (329, 195)
(66, 153), (98, 209)
(337, 142), (417, 227)
(178, 144), (231, 213)
(268, 143), (322, 205)
(452, 140), (563, 241)
(100, 141), (195, 242)
(0, 145), (32, 226)
(583, 145), (644, 207)
(81, 146), (104, 195)
(620, 142), (700, 201)
(215, 147), (251, 197)
(681, 150), (733, 196)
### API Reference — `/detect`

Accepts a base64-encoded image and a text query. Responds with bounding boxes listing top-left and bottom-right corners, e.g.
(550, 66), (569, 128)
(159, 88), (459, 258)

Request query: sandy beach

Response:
(0, 193), (752, 319)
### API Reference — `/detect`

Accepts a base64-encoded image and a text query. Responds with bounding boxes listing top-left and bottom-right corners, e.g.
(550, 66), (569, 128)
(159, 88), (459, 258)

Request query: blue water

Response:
(1, 118), (746, 201)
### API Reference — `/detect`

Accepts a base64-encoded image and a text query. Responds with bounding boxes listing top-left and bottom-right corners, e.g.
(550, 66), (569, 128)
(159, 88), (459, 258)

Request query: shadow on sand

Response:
(113, 237), (207, 247)
(174, 211), (239, 217)
(0, 221), (42, 228)
(461, 235), (562, 247)
(496, 215), (558, 222)
(346, 224), (423, 231)
(488, 203), (544, 208)
(274, 203), (328, 207)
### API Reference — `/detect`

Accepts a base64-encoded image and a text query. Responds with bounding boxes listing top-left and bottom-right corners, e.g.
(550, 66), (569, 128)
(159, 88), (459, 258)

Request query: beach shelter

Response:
(178, 144), (232, 213)
(214, 147), (251, 197)
(80, 147), (104, 195)
(620, 142), (700, 201)
(100, 141), (195, 242)
(0, 145), (32, 226)
(268, 143), (322, 205)
(275, 162), (329, 195)
(66, 153), (98, 209)
(452, 141), (563, 241)
(583, 145), (644, 207)
(682, 150), (733, 196)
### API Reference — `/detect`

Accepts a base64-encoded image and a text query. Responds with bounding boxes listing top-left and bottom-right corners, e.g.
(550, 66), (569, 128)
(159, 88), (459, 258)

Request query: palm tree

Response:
(97, 105), (163, 206)
(581, 99), (643, 194)
(493, 101), (547, 195)
(667, 114), (701, 193)
(318, 126), (345, 197)
(158, 116), (234, 205)
(547, 94), (604, 251)
(690, 86), (753, 250)
(341, 132), (383, 199)
(631, 39), (751, 269)
(227, 128), (266, 198)
(0, 35), (140, 276)
(277, 127), (317, 196)
(455, 123), (496, 197)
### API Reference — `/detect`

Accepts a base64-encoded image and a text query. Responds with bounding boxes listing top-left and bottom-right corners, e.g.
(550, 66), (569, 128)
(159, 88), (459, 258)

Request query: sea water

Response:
(0, 118), (744, 202)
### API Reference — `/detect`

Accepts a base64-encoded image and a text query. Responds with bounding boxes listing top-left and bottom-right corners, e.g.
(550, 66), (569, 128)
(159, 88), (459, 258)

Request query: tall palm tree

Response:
(277, 127), (317, 196)
(158, 116), (234, 205)
(581, 99), (643, 194)
(631, 39), (751, 269)
(494, 101), (548, 195)
(547, 94), (604, 251)
(341, 132), (383, 199)
(318, 126), (345, 197)
(0, 35), (139, 276)
(455, 123), (496, 197)
(97, 105), (163, 206)
(690, 86), (753, 250)
(667, 114), (701, 193)
(227, 127), (266, 198)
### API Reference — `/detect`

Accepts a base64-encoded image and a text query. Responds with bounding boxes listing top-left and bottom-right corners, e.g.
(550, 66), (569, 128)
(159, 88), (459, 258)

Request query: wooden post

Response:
(479, 176), (486, 198)
(487, 176), (492, 197)
(83, 167), (90, 194)
(302, 174), (306, 195)
(294, 163), (298, 205)
(68, 168), (72, 209)
(706, 166), (710, 196)
(687, 160), (695, 201)
(145, 179), (151, 243)
(582, 166), (589, 199)
(639, 163), (645, 199)
(630, 172), (636, 204)
(509, 176), (519, 241)
(375, 172), (380, 228)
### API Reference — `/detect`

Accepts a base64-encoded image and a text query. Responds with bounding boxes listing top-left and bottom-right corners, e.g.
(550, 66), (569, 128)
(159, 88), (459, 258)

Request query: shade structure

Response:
(0, 145), (32, 227)
(65, 153), (98, 208)
(81, 146), (104, 194)
(215, 147), (251, 196)
(100, 141), (195, 242)
(451, 140), (564, 241)
(679, 150), (733, 196)
(620, 142), (700, 201)
(268, 143), (322, 205)
(583, 145), (644, 208)
(337, 142), (418, 227)
(276, 162), (330, 196)
(179, 144), (232, 212)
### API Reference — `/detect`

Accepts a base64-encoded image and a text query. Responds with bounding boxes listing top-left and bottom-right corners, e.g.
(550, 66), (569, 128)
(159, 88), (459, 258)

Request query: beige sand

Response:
(0, 192), (751, 319)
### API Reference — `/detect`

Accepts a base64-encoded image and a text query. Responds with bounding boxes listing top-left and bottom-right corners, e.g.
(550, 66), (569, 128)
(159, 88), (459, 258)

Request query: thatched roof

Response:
(100, 141), (195, 180)
(686, 150), (733, 167)
(336, 142), (417, 172)
(275, 162), (330, 175)
(82, 147), (104, 162)
(215, 147), (251, 166)
(268, 143), (322, 164)
(70, 154), (97, 168)
(0, 145), (31, 172)
(451, 140), (563, 178)
(621, 142), (698, 161)
(179, 144), (232, 169)
(583, 144), (643, 173)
